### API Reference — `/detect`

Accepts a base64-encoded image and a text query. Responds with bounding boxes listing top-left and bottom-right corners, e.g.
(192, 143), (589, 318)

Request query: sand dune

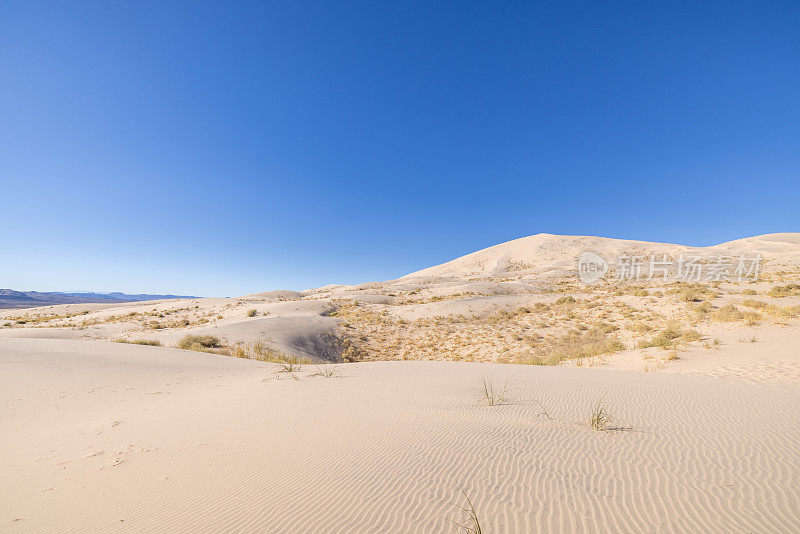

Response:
(3, 233), (800, 532)
(2, 338), (800, 533)
(402, 233), (800, 280)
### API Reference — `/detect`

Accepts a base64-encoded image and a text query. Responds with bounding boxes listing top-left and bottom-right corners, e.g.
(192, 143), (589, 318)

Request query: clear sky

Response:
(1, 1), (798, 296)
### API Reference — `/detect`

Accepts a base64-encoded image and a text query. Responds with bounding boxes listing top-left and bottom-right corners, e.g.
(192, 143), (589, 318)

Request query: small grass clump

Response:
(277, 355), (304, 373)
(590, 400), (613, 431)
(113, 338), (162, 346)
(480, 376), (508, 406)
(177, 334), (222, 352)
(455, 491), (482, 534)
(247, 309), (258, 317)
(311, 364), (341, 378)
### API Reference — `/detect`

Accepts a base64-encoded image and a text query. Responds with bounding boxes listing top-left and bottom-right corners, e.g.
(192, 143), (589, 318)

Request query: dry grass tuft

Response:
(311, 364), (342, 378)
(480, 376), (508, 406)
(590, 400), (613, 431)
(113, 338), (162, 346)
(455, 491), (482, 534)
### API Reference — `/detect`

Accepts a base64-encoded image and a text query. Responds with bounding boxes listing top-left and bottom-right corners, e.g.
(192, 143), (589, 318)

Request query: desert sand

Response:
(2, 233), (800, 532)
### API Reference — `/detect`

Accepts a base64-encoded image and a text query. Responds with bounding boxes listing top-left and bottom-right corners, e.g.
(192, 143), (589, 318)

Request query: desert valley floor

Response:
(2, 233), (800, 532)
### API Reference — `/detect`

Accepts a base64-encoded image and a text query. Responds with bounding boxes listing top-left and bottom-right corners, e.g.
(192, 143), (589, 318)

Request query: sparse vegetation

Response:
(638, 325), (701, 349)
(529, 328), (625, 365)
(455, 491), (482, 534)
(480, 376), (508, 406)
(247, 309), (258, 317)
(311, 364), (341, 378)
(590, 400), (613, 431)
(113, 338), (162, 346)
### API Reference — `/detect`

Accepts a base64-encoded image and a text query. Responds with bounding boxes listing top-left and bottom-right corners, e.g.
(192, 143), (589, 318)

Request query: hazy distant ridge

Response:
(0, 289), (196, 309)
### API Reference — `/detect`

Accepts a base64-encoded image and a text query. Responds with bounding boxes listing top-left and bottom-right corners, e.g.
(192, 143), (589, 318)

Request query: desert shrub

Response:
(711, 304), (743, 321)
(531, 302), (551, 312)
(247, 309), (258, 317)
(595, 322), (618, 334)
(555, 296), (576, 305)
(666, 282), (716, 302)
(679, 288), (702, 302)
(689, 301), (713, 317)
(681, 329), (702, 342)
(768, 284), (800, 298)
(742, 311), (762, 326)
(742, 289), (758, 295)
(177, 334), (222, 351)
(487, 310), (514, 323)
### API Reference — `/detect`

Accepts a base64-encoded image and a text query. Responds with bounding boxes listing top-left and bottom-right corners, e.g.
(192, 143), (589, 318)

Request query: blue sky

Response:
(1, 1), (798, 296)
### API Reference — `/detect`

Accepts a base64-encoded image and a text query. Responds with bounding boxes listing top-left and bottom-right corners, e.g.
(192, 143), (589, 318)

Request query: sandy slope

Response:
(3, 233), (800, 532)
(402, 233), (800, 279)
(2, 338), (800, 533)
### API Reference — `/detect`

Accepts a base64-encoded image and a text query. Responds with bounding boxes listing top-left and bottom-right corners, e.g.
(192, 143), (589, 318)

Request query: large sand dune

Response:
(3, 233), (800, 532)
(402, 232), (800, 280)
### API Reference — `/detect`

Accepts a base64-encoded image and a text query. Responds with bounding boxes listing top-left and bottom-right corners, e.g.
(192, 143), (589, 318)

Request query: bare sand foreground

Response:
(3, 233), (800, 532)
(2, 338), (800, 533)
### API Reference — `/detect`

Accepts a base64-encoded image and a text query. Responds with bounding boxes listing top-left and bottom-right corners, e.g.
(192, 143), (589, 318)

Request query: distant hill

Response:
(0, 289), (196, 309)
(400, 233), (800, 280)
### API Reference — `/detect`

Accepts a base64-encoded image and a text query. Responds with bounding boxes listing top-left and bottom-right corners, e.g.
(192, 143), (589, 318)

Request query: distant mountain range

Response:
(0, 289), (196, 309)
